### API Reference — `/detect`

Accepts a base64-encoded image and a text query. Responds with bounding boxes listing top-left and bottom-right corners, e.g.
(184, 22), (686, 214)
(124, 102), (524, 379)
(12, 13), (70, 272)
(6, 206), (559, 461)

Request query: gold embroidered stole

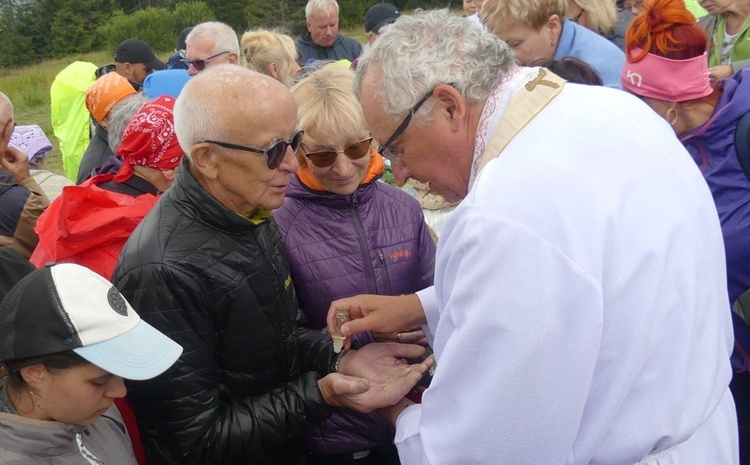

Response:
(476, 69), (567, 176)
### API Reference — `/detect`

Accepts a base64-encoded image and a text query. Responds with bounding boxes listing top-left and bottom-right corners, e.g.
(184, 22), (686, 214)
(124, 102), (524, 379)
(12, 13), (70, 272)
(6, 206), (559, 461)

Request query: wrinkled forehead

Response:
(186, 35), (218, 58)
(310, 6), (337, 24)
(224, 84), (298, 137)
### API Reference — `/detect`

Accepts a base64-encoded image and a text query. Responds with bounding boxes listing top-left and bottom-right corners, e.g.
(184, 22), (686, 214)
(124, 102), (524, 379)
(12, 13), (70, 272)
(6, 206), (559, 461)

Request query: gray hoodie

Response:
(0, 382), (137, 464)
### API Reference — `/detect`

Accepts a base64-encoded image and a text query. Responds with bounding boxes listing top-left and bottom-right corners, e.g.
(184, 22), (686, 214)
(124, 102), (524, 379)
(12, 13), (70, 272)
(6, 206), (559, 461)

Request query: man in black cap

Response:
(115, 38), (165, 86)
(350, 2), (400, 70)
(96, 38), (165, 91)
(364, 2), (400, 44)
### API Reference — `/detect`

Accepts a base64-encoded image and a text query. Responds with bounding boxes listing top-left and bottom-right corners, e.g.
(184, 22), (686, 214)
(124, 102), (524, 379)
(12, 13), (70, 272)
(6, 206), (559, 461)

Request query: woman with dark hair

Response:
(622, 0), (750, 461)
(542, 56), (604, 84)
(0, 263), (181, 463)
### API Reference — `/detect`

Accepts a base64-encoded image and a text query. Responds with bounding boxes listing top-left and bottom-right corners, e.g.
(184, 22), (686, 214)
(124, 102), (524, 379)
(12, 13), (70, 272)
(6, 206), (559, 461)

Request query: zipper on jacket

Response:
(76, 432), (104, 465)
(377, 250), (392, 295)
(349, 194), (378, 294)
(251, 227), (294, 368)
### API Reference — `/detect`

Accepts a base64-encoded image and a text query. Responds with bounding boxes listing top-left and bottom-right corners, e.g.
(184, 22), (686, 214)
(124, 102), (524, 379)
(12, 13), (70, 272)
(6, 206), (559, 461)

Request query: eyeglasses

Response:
(201, 129), (304, 170)
(378, 85), (446, 165)
(571, 8), (585, 23)
(181, 51), (230, 71)
(301, 137), (373, 168)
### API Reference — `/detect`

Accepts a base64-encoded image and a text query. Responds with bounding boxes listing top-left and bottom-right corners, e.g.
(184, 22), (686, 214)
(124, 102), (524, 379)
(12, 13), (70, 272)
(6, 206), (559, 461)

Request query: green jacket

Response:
(699, 13), (750, 72)
(50, 61), (96, 181)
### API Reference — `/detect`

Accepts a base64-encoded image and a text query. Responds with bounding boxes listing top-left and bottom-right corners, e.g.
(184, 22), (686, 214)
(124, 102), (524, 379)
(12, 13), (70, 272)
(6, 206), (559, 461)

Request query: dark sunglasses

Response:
(301, 137), (373, 168)
(181, 50), (230, 71)
(201, 129), (304, 170)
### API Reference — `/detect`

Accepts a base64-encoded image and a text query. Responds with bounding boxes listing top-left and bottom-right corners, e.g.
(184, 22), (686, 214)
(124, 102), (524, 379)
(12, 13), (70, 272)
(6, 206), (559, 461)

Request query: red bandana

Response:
(114, 95), (184, 182)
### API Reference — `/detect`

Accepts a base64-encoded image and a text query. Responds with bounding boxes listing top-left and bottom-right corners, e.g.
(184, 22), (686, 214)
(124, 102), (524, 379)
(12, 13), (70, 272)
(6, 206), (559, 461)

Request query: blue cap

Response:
(143, 69), (191, 99)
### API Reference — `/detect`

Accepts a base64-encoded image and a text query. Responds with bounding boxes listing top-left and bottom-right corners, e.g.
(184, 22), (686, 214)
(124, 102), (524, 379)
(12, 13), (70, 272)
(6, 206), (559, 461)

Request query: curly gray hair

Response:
(354, 9), (515, 123)
(107, 93), (149, 153)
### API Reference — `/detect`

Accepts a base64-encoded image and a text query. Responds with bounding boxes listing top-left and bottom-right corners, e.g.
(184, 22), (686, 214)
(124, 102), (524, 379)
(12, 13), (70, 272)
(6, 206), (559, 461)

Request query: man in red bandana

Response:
(30, 95), (185, 282)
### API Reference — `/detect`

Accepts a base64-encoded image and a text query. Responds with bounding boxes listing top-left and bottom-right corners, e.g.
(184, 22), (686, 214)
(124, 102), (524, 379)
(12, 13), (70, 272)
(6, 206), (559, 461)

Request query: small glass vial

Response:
(331, 309), (350, 353)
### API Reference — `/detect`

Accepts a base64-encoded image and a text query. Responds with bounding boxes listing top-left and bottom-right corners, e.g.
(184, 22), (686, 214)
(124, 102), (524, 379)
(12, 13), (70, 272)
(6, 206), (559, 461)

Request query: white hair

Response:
(186, 21), (240, 56)
(354, 9), (515, 122)
(305, 0), (339, 21)
(107, 93), (149, 153)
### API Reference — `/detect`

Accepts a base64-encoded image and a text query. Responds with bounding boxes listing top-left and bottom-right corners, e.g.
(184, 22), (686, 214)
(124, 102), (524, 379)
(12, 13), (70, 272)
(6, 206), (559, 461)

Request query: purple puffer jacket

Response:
(681, 68), (750, 372)
(274, 173), (436, 456)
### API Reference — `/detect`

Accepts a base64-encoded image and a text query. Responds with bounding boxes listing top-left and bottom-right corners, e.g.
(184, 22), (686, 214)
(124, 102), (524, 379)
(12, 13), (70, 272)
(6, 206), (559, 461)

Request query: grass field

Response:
(1, 27), (368, 179)
(1, 51), (113, 177)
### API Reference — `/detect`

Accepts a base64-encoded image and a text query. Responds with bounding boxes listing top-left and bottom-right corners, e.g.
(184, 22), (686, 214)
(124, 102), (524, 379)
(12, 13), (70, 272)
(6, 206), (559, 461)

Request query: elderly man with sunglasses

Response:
(183, 21), (240, 76)
(112, 65), (432, 465)
(326, 10), (738, 465)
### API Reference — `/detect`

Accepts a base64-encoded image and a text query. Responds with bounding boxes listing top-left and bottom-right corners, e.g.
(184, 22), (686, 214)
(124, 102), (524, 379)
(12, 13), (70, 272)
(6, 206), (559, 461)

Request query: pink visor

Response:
(620, 49), (712, 102)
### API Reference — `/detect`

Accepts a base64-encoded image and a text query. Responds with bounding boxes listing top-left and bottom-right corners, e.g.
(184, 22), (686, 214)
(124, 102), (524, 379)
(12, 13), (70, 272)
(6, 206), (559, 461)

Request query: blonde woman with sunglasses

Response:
(273, 63), (436, 465)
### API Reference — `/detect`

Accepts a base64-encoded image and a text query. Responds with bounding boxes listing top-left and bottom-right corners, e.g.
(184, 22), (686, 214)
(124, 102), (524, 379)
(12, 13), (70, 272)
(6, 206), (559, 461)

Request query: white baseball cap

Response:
(0, 263), (182, 380)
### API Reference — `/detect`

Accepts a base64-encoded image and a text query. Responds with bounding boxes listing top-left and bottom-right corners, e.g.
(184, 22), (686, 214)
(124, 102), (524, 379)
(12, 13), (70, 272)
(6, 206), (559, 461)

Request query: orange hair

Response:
(625, 0), (707, 62)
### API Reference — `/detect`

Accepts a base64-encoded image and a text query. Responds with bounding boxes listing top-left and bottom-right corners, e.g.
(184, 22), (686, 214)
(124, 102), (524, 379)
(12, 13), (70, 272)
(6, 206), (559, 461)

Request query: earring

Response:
(666, 107), (677, 126)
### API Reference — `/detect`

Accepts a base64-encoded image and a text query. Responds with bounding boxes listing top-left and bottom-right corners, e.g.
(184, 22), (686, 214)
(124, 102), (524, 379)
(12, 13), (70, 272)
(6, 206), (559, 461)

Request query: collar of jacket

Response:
(169, 158), (272, 233)
(94, 123), (108, 142)
(300, 31), (342, 50)
(0, 382), (86, 457)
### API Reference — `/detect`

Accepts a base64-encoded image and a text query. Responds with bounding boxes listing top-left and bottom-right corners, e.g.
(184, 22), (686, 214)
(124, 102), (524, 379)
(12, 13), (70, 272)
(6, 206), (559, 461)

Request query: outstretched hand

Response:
(327, 294), (427, 350)
(373, 327), (426, 345)
(319, 342), (434, 413)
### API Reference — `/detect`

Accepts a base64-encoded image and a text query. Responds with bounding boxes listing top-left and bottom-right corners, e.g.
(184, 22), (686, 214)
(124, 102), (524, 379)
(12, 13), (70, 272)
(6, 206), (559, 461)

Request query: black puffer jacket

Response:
(113, 161), (335, 465)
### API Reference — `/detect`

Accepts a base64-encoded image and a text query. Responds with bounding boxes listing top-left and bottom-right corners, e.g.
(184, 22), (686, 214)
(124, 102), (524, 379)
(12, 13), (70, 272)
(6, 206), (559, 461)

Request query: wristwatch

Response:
(332, 348), (349, 373)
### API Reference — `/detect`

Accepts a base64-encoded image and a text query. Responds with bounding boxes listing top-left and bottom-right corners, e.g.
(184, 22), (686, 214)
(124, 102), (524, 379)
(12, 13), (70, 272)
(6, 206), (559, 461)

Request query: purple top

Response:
(681, 68), (750, 372)
(274, 173), (435, 455)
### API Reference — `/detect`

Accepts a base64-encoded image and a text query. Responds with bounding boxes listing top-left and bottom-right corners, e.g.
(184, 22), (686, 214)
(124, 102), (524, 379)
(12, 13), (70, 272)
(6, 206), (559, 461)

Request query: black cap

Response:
(364, 3), (400, 34)
(115, 38), (166, 71)
(177, 27), (194, 51)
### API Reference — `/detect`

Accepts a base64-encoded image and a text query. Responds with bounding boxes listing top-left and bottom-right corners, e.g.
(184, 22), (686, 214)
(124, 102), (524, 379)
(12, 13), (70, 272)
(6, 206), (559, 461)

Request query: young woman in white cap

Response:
(0, 263), (182, 464)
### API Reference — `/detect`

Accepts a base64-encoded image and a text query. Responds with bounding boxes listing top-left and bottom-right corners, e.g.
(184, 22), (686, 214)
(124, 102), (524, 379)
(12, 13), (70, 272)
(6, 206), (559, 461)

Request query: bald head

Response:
(174, 64), (296, 155)
(174, 64), (300, 217)
(0, 92), (13, 123)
